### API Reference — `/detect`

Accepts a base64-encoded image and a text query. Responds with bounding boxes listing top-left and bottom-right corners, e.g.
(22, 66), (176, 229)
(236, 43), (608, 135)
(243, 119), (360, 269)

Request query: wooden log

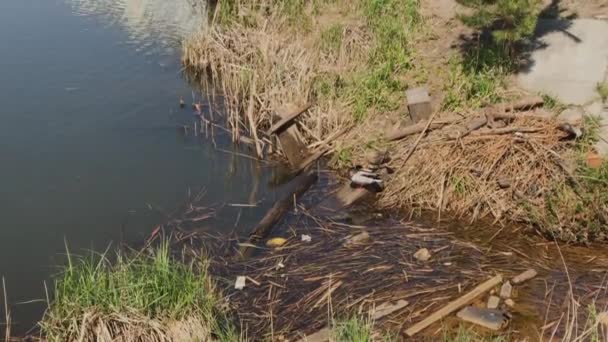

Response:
(404, 275), (503, 337)
(406, 87), (432, 123)
(469, 127), (541, 136)
(505, 95), (544, 112)
(267, 103), (312, 135)
(249, 172), (318, 241)
(386, 116), (462, 141)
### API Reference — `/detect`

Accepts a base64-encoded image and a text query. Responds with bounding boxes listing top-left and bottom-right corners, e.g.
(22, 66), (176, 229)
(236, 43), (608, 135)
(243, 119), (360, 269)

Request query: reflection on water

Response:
(68, 0), (206, 55)
(0, 0), (285, 335)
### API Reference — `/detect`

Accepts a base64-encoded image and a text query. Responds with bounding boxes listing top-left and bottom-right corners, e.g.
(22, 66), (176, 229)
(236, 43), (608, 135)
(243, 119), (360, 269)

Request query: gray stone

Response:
(511, 269), (538, 285)
(517, 19), (608, 105)
(457, 307), (510, 331)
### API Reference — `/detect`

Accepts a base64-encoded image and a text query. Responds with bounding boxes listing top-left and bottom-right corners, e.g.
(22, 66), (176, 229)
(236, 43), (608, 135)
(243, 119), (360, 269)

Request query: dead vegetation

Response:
(182, 0), (605, 244)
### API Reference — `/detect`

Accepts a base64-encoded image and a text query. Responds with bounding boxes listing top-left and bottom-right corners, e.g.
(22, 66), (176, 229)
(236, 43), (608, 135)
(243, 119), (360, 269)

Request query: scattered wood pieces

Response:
(457, 307), (510, 331)
(511, 269), (538, 285)
(371, 300), (409, 320)
(504, 299), (515, 308)
(404, 275), (503, 337)
(413, 248), (432, 261)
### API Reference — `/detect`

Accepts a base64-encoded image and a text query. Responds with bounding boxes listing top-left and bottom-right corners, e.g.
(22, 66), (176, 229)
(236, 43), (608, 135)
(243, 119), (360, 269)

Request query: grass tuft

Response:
(597, 81), (608, 102)
(42, 242), (237, 341)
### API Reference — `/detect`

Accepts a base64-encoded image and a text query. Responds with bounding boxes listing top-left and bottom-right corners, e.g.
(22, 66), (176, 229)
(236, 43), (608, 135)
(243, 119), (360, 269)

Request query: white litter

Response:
(301, 234), (312, 242)
(235, 276), (246, 290)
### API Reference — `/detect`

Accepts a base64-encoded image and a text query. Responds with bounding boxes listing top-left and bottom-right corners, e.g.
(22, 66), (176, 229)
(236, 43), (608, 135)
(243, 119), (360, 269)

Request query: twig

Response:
(400, 110), (439, 168)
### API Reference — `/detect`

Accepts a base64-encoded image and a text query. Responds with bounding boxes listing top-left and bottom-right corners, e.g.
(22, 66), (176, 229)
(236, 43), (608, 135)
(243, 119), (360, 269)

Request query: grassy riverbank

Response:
(40, 242), (238, 341)
(181, 0), (608, 243)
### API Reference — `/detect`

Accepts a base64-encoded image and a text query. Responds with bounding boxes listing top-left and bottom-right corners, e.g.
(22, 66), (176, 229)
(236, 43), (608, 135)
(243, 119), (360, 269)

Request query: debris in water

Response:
(598, 312), (608, 326)
(276, 262), (285, 270)
(487, 295), (500, 309)
(371, 299), (409, 320)
(456, 307), (510, 331)
(511, 269), (538, 284)
(504, 299), (515, 308)
(344, 231), (370, 247)
(266, 237), (288, 248)
(301, 234), (312, 242)
(497, 178), (511, 189)
(179, 97), (185, 108)
(414, 248), (431, 261)
(235, 276), (246, 290)
(499, 281), (513, 299)
(366, 149), (390, 166)
(404, 275), (503, 337)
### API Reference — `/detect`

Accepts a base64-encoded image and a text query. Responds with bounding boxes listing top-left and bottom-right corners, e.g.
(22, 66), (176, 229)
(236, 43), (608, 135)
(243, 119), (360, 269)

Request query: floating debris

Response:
(350, 170), (383, 188)
(500, 281), (513, 299)
(504, 299), (515, 308)
(487, 295), (500, 309)
(301, 234), (312, 242)
(179, 97), (185, 108)
(457, 307), (510, 331)
(511, 269), (537, 285)
(414, 248), (431, 261)
(266, 237), (288, 248)
(235, 276), (246, 290)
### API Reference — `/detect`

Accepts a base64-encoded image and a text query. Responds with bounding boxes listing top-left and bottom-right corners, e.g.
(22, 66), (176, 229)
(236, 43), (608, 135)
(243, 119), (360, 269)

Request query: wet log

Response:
(249, 172), (318, 241)
(405, 275), (503, 337)
(270, 103), (312, 168)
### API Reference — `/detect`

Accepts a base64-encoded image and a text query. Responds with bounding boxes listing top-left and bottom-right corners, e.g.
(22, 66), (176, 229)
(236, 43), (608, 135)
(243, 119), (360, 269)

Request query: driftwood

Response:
(404, 275), (503, 337)
(387, 96), (545, 142)
(470, 127), (541, 136)
(249, 172), (318, 241)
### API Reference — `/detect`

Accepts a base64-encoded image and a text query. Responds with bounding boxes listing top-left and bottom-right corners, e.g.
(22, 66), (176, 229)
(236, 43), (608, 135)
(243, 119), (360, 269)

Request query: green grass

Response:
(443, 44), (513, 111)
(42, 242), (237, 341)
(541, 93), (567, 113)
(332, 316), (397, 342)
(320, 24), (344, 53)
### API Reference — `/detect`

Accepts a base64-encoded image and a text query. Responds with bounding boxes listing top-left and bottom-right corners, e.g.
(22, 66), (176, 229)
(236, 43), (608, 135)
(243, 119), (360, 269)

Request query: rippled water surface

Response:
(0, 0), (286, 333)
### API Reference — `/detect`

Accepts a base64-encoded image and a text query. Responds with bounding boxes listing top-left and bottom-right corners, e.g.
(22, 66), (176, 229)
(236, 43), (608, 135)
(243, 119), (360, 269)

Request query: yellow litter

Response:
(266, 237), (288, 248)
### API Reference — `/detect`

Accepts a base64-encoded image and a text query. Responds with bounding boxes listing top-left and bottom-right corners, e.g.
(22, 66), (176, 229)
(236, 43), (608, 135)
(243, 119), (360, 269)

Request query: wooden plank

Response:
(267, 103), (312, 135)
(297, 327), (330, 342)
(404, 275), (503, 337)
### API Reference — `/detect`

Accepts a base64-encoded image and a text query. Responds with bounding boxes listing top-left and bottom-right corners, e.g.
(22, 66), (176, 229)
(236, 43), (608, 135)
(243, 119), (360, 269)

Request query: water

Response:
(0, 0), (286, 334)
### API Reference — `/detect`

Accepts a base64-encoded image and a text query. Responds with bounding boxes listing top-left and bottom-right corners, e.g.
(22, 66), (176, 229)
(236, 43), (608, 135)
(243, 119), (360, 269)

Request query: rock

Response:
(414, 248), (431, 261)
(344, 231), (370, 247)
(301, 234), (312, 242)
(487, 295), (501, 309)
(371, 300), (409, 320)
(511, 269), (538, 284)
(505, 299), (515, 308)
(456, 307), (510, 331)
(235, 276), (246, 290)
(500, 281), (513, 299)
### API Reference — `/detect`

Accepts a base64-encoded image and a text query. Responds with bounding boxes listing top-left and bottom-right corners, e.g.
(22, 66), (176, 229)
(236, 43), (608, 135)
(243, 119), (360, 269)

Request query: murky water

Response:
(0, 0), (288, 334)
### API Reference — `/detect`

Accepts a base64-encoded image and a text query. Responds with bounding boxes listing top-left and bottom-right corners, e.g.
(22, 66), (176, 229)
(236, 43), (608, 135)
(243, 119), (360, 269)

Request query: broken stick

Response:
(404, 274), (503, 337)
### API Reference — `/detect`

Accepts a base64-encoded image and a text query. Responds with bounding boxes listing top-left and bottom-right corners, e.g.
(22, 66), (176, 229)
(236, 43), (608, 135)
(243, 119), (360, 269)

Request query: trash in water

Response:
(414, 248), (431, 261)
(235, 276), (246, 290)
(301, 234), (312, 242)
(266, 237), (288, 248)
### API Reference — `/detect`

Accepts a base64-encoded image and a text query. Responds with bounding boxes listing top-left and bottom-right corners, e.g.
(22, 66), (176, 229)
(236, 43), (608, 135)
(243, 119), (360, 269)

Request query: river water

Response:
(0, 0), (288, 334)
